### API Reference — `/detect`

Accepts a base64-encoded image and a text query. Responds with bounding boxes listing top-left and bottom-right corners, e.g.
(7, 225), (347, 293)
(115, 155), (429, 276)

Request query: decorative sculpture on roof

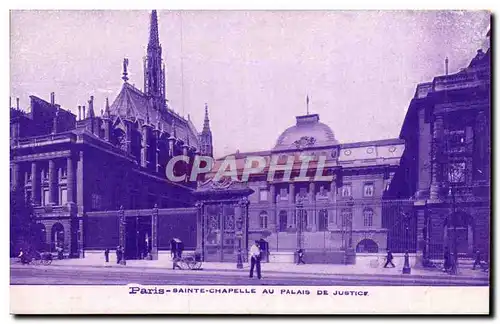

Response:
(293, 136), (316, 149)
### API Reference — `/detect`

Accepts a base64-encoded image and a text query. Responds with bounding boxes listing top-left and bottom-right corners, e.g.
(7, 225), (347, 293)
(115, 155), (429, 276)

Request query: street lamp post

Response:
(118, 206), (126, 265)
(402, 211), (411, 274)
(450, 185), (459, 275)
(236, 197), (249, 269)
(296, 198), (304, 251)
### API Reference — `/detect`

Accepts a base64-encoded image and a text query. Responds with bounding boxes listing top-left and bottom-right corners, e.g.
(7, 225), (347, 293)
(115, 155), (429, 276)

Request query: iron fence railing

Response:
(249, 199), (416, 254)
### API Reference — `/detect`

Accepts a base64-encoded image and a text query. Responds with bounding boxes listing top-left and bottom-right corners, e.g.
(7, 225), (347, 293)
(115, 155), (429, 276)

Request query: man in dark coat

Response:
(383, 249), (395, 268)
(443, 246), (451, 272)
(297, 249), (306, 265)
(116, 245), (122, 264)
(104, 248), (110, 263)
(472, 250), (482, 270)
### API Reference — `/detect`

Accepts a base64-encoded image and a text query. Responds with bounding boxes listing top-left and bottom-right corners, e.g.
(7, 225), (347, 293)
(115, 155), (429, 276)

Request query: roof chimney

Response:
(78, 106), (81, 120)
(82, 105), (86, 120)
(50, 92), (55, 105)
(9, 97), (11, 108)
(445, 57), (449, 76)
(16, 98), (19, 110)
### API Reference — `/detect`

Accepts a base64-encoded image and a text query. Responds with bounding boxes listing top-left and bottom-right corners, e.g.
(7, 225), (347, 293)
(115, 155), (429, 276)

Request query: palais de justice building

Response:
(10, 11), (490, 265)
(212, 114), (405, 263)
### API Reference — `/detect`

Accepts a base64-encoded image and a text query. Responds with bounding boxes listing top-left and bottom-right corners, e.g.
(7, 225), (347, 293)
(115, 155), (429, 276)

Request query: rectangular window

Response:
(341, 184), (352, 197)
(259, 189), (268, 201)
(341, 208), (352, 227)
(280, 188), (288, 200)
(60, 188), (67, 206)
(363, 183), (374, 197)
(42, 189), (50, 206)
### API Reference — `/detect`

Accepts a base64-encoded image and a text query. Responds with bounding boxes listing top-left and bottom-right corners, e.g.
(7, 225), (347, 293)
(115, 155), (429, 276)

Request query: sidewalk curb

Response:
(11, 262), (489, 282)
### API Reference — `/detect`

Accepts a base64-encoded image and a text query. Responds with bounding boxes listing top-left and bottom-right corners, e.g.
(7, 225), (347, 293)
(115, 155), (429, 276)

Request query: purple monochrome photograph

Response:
(9, 9), (491, 314)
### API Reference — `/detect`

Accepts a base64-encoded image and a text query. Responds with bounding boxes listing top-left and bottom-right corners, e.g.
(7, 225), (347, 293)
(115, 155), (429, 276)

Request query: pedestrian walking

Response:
(297, 249), (306, 265)
(116, 245), (122, 264)
(104, 248), (110, 263)
(383, 249), (395, 268)
(120, 246), (126, 264)
(56, 244), (64, 260)
(443, 246), (451, 272)
(249, 240), (262, 279)
(472, 249), (481, 270)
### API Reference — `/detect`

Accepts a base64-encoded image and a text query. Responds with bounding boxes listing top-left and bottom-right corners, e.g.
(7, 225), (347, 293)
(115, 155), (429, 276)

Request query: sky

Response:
(10, 10), (490, 157)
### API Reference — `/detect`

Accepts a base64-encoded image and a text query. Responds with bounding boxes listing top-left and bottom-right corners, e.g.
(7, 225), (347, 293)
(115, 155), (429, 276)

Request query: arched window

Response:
(356, 239), (379, 253)
(363, 208), (374, 227)
(259, 211), (268, 229)
(278, 210), (287, 232)
(318, 209), (328, 231)
(341, 208), (352, 227)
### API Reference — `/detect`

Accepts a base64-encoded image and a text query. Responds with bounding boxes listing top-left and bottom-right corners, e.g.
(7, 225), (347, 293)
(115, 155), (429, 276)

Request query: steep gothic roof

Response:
(109, 82), (200, 148)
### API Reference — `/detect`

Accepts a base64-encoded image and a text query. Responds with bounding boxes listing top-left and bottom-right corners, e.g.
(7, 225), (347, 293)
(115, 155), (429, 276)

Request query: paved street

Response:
(10, 264), (489, 286)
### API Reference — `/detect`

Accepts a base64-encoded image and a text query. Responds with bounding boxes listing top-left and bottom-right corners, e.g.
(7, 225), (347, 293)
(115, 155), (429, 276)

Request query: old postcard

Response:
(9, 9), (491, 314)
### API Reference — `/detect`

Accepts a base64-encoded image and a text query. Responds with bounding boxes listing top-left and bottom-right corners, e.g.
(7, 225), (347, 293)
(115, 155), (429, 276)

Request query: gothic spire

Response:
(203, 103), (211, 132)
(88, 96), (95, 118)
(148, 10), (160, 50)
(105, 97), (111, 118)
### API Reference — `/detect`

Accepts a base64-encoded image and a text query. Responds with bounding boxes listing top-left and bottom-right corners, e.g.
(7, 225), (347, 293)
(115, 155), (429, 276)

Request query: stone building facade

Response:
(387, 33), (491, 264)
(10, 10), (212, 258)
(213, 113), (405, 262)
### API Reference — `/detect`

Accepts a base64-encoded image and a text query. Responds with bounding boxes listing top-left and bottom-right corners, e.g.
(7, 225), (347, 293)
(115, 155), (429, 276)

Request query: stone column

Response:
(430, 115), (444, 201)
(329, 180), (337, 230)
(125, 122), (133, 155)
(195, 202), (204, 260)
(77, 151), (84, 211)
(31, 161), (40, 205)
(48, 159), (57, 205)
(11, 162), (21, 192)
(417, 108), (431, 198)
(288, 183), (295, 227)
(289, 182), (295, 204)
(154, 130), (161, 173)
(141, 125), (151, 169)
(67, 156), (74, 204)
(309, 182), (316, 231)
(151, 205), (158, 260)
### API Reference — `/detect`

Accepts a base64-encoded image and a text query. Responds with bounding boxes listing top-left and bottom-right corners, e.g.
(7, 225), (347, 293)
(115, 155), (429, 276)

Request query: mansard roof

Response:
(109, 82), (200, 148)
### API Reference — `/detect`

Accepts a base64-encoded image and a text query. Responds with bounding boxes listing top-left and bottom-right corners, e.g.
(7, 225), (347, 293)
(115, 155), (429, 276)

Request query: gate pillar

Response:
(151, 205), (159, 260)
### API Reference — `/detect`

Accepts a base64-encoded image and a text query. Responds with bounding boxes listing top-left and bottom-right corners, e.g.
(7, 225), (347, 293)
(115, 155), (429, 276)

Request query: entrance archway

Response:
(356, 239), (379, 253)
(51, 223), (64, 252)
